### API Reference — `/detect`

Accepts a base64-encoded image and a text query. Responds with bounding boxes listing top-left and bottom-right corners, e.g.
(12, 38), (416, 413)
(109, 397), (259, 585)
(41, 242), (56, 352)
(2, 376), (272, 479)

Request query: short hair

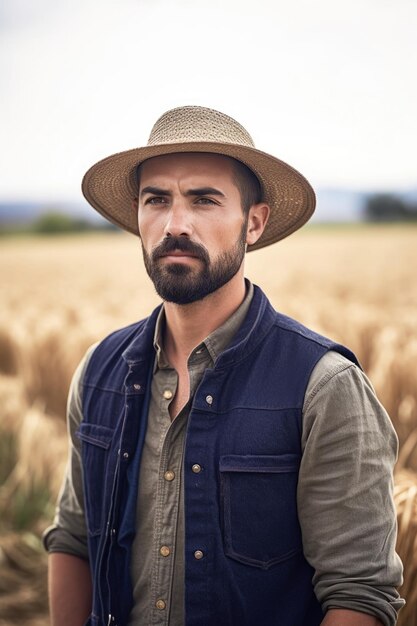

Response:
(231, 159), (263, 214)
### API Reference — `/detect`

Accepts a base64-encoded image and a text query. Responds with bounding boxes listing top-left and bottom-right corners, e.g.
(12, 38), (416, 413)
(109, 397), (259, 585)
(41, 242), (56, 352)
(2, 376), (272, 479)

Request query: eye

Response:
(145, 196), (168, 205)
(195, 197), (217, 205)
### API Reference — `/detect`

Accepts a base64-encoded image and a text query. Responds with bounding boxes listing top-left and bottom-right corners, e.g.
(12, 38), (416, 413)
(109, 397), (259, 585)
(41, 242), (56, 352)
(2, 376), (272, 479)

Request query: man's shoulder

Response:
(97, 318), (148, 350)
(95, 305), (161, 356)
(254, 285), (337, 345)
(271, 309), (349, 352)
(276, 312), (360, 368)
(83, 306), (161, 382)
(241, 285), (360, 368)
(268, 308), (316, 338)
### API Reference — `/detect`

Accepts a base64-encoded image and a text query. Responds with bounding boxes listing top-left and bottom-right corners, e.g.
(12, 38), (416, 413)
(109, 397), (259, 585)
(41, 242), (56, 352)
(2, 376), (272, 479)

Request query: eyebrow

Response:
(186, 187), (226, 198)
(140, 186), (226, 198)
(140, 186), (170, 197)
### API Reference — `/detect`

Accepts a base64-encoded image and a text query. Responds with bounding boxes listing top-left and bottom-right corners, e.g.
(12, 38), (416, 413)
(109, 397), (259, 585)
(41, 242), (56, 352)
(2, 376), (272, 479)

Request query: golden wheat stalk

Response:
(394, 468), (417, 625)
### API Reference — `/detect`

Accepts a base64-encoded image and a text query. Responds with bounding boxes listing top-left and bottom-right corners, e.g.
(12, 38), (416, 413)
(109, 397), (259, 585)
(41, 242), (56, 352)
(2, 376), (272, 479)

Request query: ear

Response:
(245, 203), (270, 247)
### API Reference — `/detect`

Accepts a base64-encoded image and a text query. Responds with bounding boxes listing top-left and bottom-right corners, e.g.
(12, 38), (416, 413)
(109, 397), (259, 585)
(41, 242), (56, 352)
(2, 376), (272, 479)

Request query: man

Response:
(44, 106), (404, 626)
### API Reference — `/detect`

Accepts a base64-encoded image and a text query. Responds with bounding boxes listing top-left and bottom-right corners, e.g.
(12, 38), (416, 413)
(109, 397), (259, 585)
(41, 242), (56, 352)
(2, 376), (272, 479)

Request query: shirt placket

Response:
(150, 368), (185, 625)
(150, 349), (212, 626)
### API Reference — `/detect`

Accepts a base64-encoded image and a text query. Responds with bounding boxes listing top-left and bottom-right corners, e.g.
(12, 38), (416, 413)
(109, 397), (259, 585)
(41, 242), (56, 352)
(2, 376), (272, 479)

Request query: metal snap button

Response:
(155, 599), (166, 610)
(160, 545), (170, 557)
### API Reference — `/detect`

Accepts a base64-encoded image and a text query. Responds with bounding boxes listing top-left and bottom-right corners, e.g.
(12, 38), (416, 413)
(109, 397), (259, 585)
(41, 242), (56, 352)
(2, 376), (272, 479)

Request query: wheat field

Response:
(0, 225), (416, 625)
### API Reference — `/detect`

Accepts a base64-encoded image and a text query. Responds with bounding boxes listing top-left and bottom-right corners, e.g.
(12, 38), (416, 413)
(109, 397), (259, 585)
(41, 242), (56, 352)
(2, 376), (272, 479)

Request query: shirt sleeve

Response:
(42, 343), (98, 559)
(299, 351), (405, 626)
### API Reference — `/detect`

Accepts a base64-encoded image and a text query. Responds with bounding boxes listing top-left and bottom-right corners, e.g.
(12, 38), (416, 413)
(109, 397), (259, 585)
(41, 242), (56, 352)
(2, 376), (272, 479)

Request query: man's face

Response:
(137, 153), (248, 305)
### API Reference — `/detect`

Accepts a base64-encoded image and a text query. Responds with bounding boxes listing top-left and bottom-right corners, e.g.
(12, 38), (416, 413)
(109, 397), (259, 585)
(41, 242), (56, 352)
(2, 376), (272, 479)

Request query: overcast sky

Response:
(1, 0), (416, 202)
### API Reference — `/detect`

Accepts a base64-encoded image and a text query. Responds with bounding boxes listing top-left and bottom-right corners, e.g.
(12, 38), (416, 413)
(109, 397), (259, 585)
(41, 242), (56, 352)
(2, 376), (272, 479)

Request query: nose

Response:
(163, 199), (192, 239)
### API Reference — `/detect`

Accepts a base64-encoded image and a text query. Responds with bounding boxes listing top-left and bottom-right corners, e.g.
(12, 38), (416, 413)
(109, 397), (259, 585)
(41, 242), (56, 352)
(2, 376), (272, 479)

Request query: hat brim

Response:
(82, 141), (315, 252)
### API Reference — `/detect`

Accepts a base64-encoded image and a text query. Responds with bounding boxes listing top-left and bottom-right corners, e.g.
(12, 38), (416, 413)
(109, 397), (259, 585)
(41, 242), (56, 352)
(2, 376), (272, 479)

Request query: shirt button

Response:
(155, 599), (166, 610)
(191, 464), (202, 473)
(163, 389), (173, 400)
(205, 394), (213, 405)
(194, 550), (204, 560)
(160, 545), (170, 557)
(122, 452), (129, 459)
(164, 470), (175, 481)
(133, 383), (141, 390)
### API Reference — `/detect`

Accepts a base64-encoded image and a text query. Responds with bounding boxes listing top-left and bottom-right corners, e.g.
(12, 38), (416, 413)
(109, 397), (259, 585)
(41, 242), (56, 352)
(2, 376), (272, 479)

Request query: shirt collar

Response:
(153, 281), (254, 369)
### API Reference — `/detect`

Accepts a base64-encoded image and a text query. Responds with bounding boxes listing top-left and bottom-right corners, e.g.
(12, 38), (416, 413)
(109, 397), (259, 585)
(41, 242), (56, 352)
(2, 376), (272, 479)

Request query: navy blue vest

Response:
(79, 284), (358, 626)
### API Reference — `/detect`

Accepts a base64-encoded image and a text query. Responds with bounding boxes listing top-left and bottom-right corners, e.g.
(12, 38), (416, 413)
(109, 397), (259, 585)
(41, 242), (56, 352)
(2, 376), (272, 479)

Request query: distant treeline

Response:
(0, 211), (118, 235)
(365, 194), (417, 222)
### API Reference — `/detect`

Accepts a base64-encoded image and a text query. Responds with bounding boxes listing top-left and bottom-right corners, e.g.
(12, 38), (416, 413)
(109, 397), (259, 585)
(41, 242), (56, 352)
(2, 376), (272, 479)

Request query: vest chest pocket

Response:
(219, 453), (302, 569)
(77, 423), (115, 536)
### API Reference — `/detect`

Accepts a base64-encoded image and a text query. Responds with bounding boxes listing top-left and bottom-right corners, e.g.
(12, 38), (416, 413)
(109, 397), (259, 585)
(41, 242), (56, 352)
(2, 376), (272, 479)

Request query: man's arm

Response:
(43, 345), (98, 624)
(322, 608), (383, 625)
(48, 553), (92, 626)
(299, 352), (404, 626)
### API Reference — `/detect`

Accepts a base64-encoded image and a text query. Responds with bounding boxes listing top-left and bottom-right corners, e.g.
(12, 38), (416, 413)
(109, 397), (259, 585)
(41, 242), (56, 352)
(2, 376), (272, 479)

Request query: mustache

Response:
(151, 237), (210, 264)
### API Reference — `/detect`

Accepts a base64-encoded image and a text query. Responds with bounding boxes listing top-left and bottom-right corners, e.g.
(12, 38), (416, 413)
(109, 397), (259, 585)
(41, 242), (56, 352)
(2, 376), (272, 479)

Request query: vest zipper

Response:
(96, 447), (121, 623)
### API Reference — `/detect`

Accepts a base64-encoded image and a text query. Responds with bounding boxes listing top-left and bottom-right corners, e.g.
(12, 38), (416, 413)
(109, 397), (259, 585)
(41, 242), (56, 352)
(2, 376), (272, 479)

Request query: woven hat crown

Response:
(147, 106), (255, 148)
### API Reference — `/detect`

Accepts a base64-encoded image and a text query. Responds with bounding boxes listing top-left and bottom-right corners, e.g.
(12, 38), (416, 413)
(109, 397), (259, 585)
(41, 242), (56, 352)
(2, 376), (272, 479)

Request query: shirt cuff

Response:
(43, 524), (89, 560)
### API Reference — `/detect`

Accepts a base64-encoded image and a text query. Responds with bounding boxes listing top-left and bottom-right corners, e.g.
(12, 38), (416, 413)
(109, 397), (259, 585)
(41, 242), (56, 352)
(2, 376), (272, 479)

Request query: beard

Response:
(141, 221), (247, 305)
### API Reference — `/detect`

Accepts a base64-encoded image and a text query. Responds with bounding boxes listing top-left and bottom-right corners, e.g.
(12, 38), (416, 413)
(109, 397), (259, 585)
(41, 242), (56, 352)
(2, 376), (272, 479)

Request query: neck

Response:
(162, 270), (246, 365)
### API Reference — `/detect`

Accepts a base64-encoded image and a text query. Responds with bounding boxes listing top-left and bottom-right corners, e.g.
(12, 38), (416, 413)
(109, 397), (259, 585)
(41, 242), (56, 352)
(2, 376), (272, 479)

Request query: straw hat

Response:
(82, 106), (315, 251)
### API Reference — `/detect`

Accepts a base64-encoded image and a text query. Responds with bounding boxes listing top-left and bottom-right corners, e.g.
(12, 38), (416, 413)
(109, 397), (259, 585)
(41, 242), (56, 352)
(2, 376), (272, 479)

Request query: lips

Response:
(161, 250), (199, 259)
